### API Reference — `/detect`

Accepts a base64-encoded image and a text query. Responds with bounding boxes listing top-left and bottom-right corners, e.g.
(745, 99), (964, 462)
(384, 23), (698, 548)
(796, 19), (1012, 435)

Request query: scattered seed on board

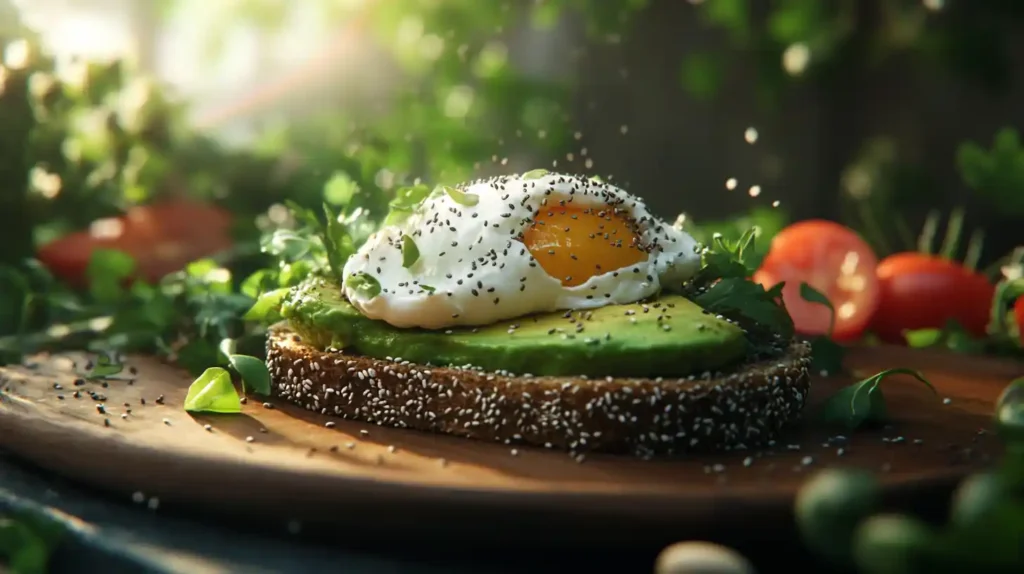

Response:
(387, 445), (396, 453)
(131, 491), (145, 504)
(147, 497), (160, 510)
(943, 398), (952, 405)
(203, 424), (213, 432)
(162, 418), (171, 426)
(155, 395), (165, 405)
(325, 421), (336, 428)
(345, 442), (355, 449)
(245, 436), (255, 443)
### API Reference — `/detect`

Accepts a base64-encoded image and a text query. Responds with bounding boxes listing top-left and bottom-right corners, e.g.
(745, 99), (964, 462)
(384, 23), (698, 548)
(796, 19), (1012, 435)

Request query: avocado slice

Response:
(281, 279), (748, 378)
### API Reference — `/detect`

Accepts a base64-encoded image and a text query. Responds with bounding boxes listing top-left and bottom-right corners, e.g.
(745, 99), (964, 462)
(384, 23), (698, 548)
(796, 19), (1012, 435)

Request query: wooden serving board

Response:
(0, 346), (1020, 549)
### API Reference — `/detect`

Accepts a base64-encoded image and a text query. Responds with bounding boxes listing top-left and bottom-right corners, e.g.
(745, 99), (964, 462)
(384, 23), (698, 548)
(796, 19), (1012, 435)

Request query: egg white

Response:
(341, 172), (702, 329)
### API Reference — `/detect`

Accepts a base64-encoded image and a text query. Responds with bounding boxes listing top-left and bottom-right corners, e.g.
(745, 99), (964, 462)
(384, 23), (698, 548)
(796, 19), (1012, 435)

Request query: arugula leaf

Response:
(345, 272), (381, 298)
(183, 367), (241, 413)
(227, 354), (271, 395)
(401, 235), (420, 268)
(443, 185), (480, 207)
(320, 202), (354, 282)
(818, 368), (936, 429)
(798, 282), (845, 374)
(957, 128), (1024, 216)
(522, 169), (549, 180)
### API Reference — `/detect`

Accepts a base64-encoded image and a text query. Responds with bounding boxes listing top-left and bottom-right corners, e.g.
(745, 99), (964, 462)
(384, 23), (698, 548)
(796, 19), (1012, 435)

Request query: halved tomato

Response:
(753, 220), (881, 341)
(871, 253), (994, 344)
(37, 200), (234, 288)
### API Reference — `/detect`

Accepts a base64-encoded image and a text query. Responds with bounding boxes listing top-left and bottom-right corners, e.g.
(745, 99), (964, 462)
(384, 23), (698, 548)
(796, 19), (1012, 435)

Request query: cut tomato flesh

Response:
(754, 220), (881, 341)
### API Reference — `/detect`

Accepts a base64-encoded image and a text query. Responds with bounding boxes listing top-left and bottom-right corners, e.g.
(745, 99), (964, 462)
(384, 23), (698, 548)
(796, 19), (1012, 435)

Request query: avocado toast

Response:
(263, 172), (811, 456)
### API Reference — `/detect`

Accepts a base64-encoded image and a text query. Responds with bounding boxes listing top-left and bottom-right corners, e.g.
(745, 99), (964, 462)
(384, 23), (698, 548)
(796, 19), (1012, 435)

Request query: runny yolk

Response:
(521, 206), (648, 287)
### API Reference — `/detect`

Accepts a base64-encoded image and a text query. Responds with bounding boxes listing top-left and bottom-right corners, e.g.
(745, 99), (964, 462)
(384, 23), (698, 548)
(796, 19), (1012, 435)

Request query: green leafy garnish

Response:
(690, 229), (795, 343)
(227, 354), (271, 395)
(522, 169), (549, 180)
(86, 249), (136, 304)
(957, 127), (1024, 216)
(798, 282), (845, 374)
(818, 368), (936, 429)
(443, 185), (480, 207)
(243, 287), (290, 322)
(84, 353), (124, 379)
(345, 272), (381, 298)
(419, 284), (436, 293)
(904, 320), (987, 354)
(401, 235), (420, 268)
(183, 367), (242, 414)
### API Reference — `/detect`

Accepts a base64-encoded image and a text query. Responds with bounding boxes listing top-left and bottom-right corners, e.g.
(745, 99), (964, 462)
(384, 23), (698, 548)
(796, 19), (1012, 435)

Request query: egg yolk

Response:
(522, 206), (648, 287)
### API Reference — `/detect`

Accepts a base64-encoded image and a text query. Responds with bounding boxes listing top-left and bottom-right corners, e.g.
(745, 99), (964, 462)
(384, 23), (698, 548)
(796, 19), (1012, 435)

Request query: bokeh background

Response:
(2, 0), (1022, 271)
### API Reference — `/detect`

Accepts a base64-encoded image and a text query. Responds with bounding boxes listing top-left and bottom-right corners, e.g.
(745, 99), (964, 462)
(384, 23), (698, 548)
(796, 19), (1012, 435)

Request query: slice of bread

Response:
(266, 326), (812, 456)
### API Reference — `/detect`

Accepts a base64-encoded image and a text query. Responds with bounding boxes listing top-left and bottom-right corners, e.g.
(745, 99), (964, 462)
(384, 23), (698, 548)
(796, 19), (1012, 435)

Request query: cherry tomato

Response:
(1013, 297), (1024, 345)
(754, 220), (880, 341)
(871, 253), (994, 344)
(37, 200), (234, 288)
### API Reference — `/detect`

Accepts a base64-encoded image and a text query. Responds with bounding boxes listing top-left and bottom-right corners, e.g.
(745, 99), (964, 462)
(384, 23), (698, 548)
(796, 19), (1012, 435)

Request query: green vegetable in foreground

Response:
(0, 513), (63, 574)
(795, 469), (882, 567)
(443, 185), (480, 207)
(817, 368), (936, 429)
(401, 235), (420, 268)
(183, 367), (242, 414)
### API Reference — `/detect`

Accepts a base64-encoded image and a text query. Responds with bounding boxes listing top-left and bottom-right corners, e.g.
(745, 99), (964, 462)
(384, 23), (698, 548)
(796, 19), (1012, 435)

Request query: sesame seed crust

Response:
(266, 327), (812, 456)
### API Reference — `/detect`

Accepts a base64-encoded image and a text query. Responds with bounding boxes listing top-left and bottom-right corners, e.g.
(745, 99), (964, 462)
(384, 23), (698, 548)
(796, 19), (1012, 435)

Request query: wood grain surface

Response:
(0, 345), (1020, 549)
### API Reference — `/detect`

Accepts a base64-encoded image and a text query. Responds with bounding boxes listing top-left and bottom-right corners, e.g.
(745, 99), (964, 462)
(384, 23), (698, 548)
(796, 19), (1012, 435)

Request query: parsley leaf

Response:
(183, 367), (242, 414)
(689, 228), (795, 343)
(818, 368), (936, 429)
(522, 169), (549, 179)
(384, 183), (431, 225)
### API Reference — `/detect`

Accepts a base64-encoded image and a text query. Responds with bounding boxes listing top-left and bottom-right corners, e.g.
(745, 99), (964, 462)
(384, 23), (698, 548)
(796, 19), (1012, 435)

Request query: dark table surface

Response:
(2, 449), (689, 574)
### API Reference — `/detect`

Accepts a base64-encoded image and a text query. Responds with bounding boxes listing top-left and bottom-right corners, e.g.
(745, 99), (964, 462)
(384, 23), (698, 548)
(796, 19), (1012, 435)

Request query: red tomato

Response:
(754, 220), (881, 341)
(1013, 296), (1024, 345)
(37, 200), (234, 288)
(871, 253), (995, 344)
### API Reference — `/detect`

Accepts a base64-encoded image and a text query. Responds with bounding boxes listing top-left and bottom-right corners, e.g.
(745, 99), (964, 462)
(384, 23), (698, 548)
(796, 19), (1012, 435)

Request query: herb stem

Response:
(939, 207), (965, 260)
(963, 229), (985, 271)
(918, 209), (941, 254)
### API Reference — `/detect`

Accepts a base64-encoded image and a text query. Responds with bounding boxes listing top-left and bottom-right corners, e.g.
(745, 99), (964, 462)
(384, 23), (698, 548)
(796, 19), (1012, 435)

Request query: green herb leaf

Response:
(443, 185), (480, 207)
(401, 235), (420, 268)
(385, 184), (432, 225)
(86, 249), (136, 304)
(818, 368), (936, 429)
(86, 353), (124, 379)
(0, 515), (59, 574)
(183, 367), (241, 413)
(522, 169), (549, 180)
(228, 354), (271, 395)
(694, 277), (795, 340)
(419, 284), (436, 293)
(799, 283), (835, 336)
(243, 287), (290, 322)
(904, 320), (987, 355)
(904, 328), (944, 348)
(323, 172), (360, 206)
(345, 272), (381, 298)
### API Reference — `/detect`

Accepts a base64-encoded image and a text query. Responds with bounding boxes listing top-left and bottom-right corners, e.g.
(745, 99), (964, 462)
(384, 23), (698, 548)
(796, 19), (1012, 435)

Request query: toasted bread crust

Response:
(266, 326), (812, 456)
